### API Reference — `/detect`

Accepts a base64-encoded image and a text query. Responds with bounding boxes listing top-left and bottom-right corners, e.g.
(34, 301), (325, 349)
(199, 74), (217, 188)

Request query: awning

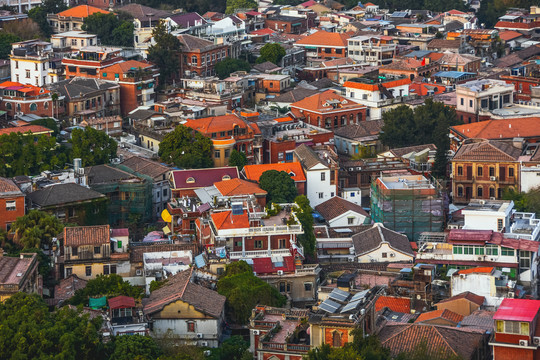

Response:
(89, 296), (107, 309)
(108, 295), (135, 309)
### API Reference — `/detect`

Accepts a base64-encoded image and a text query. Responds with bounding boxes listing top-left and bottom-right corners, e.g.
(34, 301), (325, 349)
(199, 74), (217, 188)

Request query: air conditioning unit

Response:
(348, 257), (354, 262)
(490, 197), (496, 200)
(136, 269), (143, 276)
(477, 256), (483, 261)
(201, 341), (208, 347)
(519, 340), (528, 347)
(197, 333), (203, 339)
(253, 330), (260, 335)
(389, 253), (395, 257)
(490, 176), (496, 181)
(277, 270), (284, 276)
(183, 213), (188, 218)
(508, 291), (515, 298)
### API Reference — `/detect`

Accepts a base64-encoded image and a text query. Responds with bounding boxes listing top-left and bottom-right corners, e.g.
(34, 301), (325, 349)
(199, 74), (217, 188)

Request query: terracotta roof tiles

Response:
(315, 196), (369, 221)
(211, 210), (250, 230)
(296, 30), (350, 48)
(57, 5), (110, 18)
(451, 118), (540, 140)
(214, 178), (267, 197)
(457, 267), (494, 275)
(64, 225), (110, 247)
(243, 162), (306, 183)
(438, 291), (485, 306)
(0, 125), (53, 136)
(0, 177), (23, 197)
(415, 309), (464, 324)
(453, 139), (522, 162)
(376, 296), (411, 313)
(170, 167), (239, 190)
(290, 89), (365, 114)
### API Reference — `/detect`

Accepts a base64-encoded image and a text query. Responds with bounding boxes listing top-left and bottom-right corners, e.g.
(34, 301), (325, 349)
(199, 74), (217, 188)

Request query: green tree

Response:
(69, 274), (144, 306)
(32, 118), (59, 136)
(28, 0), (67, 37)
(502, 186), (540, 215)
(82, 13), (134, 47)
(12, 210), (64, 249)
(379, 105), (415, 148)
(225, 0), (257, 14)
(431, 113), (450, 178)
(0, 32), (20, 59)
(259, 170), (297, 203)
(70, 127), (118, 167)
(294, 195), (316, 257)
(257, 43), (286, 65)
(158, 125), (213, 169)
(228, 149), (248, 170)
(208, 335), (252, 360)
(148, 20), (182, 86)
(215, 57), (251, 79)
(0, 293), (105, 359)
(109, 334), (163, 360)
(217, 261), (286, 324)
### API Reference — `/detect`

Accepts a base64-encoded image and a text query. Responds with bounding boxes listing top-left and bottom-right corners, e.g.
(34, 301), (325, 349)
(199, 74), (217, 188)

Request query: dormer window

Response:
(186, 177), (195, 183)
(222, 175), (231, 180)
(289, 172), (295, 177)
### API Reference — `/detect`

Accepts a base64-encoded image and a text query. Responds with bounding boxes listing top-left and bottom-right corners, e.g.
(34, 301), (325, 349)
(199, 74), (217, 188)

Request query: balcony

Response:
(229, 248), (299, 260)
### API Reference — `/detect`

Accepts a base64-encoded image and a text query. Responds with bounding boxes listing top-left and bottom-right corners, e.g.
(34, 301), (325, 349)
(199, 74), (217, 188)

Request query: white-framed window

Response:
(6, 200), (16, 211)
(318, 192), (324, 199)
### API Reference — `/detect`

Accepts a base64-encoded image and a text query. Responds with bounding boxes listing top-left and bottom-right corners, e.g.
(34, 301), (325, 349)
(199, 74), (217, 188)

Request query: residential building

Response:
(47, 5), (111, 34)
(168, 12), (210, 36)
(314, 224), (371, 262)
(370, 175), (444, 241)
(0, 177), (25, 231)
(314, 196), (369, 227)
(82, 115), (123, 135)
(491, 298), (540, 359)
(178, 34), (230, 78)
(343, 76), (412, 121)
(438, 53), (482, 73)
(293, 144), (338, 207)
(0, 81), (53, 119)
(242, 162), (307, 195)
(52, 274), (87, 306)
(451, 139), (521, 203)
(0, 124), (53, 137)
(27, 183), (107, 225)
(62, 46), (123, 79)
(295, 31), (350, 59)
(347, 35), (397, 66)
(143, 269), (225, 347)
(351, 223), (414, 263)
(333, 120), (384, 156)
(108, 295), (148, 336)
(379, 56), (440, 81)
(183, 114), (262, 166)
(494, 6), (540, 36)
(0, 252), (39, 302)
(50, 31), (98, 53)
(414, 309), (464, 327)
(169, 167), (239, 198)
(500, 71), (540, 102)
(99, 60), (159, 115)
(119, 156), (171, 220)
(143, 250), (192, 293)
(451, 267), (512, 308)
(179, 77), (250, 110)
(289, 90), (367, 130)
(456, 79), (515, 123)
(10, 40), (61, 86)
(435, 292), (485, 317)
(264, 15), (308, 34)
(208, 15), (246, 37)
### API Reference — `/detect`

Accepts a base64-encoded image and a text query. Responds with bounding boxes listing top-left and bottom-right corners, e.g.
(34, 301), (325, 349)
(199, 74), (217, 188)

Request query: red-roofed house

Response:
(0, 81), (54, 117)
(436, 291), (485, 316)
(48, 5), (111, 34)
(492, 298), (540, 359)
(242, 162), (306, 195)
(0, 125), (53, 137)
(62, 46), (123, 79)
(295, 31), (350, 59)
(169, 166), (239, 197)
(0, 177), (25, 231)
(183, 114), (262, 166)
(415, 309), (464, 326)
(375, 295), (411, 313)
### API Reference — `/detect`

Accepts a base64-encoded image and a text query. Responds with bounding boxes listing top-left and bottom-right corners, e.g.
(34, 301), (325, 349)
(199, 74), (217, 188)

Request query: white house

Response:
(207, 15), (246, 38)
(10, 40), (59, 86)
(293, 144), (337, 207)
(315, 196), (369, 227)
(461, 199), (514, 231)
(143, 250), (192, 294)
(352, 223), (414, 263)
(451, 267), (510, 308)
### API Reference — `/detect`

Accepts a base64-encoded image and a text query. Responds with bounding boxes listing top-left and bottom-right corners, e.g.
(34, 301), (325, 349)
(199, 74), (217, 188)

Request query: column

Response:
(268, 235), (271, 256)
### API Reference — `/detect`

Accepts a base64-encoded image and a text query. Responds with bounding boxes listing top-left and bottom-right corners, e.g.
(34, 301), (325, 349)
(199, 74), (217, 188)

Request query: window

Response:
(509, 167), (514, 177)
(6, 200), (16, 211)
(66, 268), (72, 276)
(103, 265), (110, 275)
(30, 103), (37, 111)
(304, 283), (312, 291)
(460, 98), (464, 106)
(5, 103), (11, 110)
(85, 266), (92, 277)
(477, 186), (483, 197)
(469, 100), (473, 107)
(477, 166), (483, 177)
(187, 322), (195, 332)
(463, 245), (474, 255)
(186, 177), (195, 183)
(26, 70), (30, 78)
(496, 320), (529, 335)
(214, 150), (221, 158)
(224, 149), (230, 158)
(72, 247), (78, 256)
(348, 217), (354, 225)
(217, 267), (224, 275)
(382, 252), (387, 258)
(278, 152), (284, 160)
(520, 251), (531, 268)
(481, 99), (488, 108)
(279, 282), (286, 292)
(254, 240), (263, 249)
(111, 265), (117, 274)
(475, 247), (484, 255)
(457, 186), (463, 197)
(453, 246), (463, 254)
(489, 167), (495, 177)
(94, 246), (101, 254)
(286, 152), (293, 161)
(318, 192), (324, 199)
(501, 247), (514, 256)
(163, 188), (168, 197)
(321, 172), (326, 181)
(457, 166), (463, 176)
(489, 187), (495, 198)
(497, 219), (503, 231)
(486, 245), (498, 256)
(278, 239), (287, 249)
(332, 331), (341, 347)
(115, 73), (119, 78)
(102, 72), (107, 77)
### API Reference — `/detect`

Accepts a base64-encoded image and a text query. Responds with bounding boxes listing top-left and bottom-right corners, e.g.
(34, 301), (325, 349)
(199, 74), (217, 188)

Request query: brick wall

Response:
(0, 196), (25, 230)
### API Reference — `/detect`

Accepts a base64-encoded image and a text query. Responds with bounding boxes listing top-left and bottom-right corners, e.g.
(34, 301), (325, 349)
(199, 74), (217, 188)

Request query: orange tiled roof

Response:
(438, 291), (485, 306)
(274, 116), (294, 123)
(290, 89), (365, 113)
(243, 162), (306, 182)
(451, 117), (540, 140)
(183, 114), (260, 136)
(214, 178), (267, 197)
(296, 30), (350, 48)
(211, 210), (250, 230)
(415, 309), (464, 324)
(0, 125), (53, 136)
(103, 60), (153, 74)
(495, 21), (540, 30)
(344, 78), (411, 91)
(57, 5), (111, 18)
(375, 296), (411, 313)
(0, 81), (50, 96)
(458, 267), (494, 275)
(498, 30), (524, 41)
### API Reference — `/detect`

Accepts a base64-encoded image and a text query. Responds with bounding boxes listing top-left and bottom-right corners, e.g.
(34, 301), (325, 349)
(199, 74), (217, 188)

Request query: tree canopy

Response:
(257, 43), (286, 65)
(0, 32), (20, 59)
(294, 195), (316, 257)
(69, 274), (144, 306)
(70, 127), (118, 167)
(158, 125), (214, 169)
(228, 149), (248, 170)
(108, 334), (163, 360)
(12, 210), (64, 249)
(208, 335), (252, 360)
(258, 170), (298, 203)
(217, 261), (286, 324)
(148, 20), (182, 86)
(82, 13), (134, 47)
(226, 0), (257, 14)
(215, 57), (251, 79)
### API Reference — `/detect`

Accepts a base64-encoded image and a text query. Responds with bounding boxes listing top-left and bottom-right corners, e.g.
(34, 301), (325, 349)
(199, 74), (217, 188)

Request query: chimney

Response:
(513, 137), (524, 150)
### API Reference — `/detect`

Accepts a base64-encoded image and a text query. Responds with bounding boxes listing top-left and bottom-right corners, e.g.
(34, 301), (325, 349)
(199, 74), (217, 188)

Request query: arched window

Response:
(332, 331), (342, 347)
(222, 175), (231, 181)
(186, 177), (195, 183)
(191, 55), (197, 65)
(489, 186), (495, 198)
(30, 103), (37, 111)
(5, 103), (11, 110)
(457, 185), (464, 197)
(44, 102), (49, 109)
(16, 103), (21, 111)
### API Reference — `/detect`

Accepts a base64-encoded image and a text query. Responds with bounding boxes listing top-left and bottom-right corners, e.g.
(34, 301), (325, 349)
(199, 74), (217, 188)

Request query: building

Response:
(27, 183), (107, 225)
(414, 309), (464, 327)
(183, 114), (262, 166)
(50, 31), (98, 53)
(115, 4), (171, 51)
(370, 175), (444, 241)
(242, 162), (306, 195)
(491, 298), (540, 359)
(265, 15), (308, 34)
(456, 79), (515, 123)
(438, 53), (482, 73)
(47, 5), (111, 34)
(451, 139), (521, 203)
(108, 295), (148, 336)
(178, 34), (230, 78)
(169, 167), (239, 198)
(289, 90), (367, 130)
(352, 223), (414, 263)
(0, 177), (25, 231)
(333, 120), (384, 157)
(293, 144), (338, 207)
(347, 35), (396, 66)
(451, 267), (511, 308)
(10, 40), (61, 86)
(0, 252), (39, 302)
(380, 56), (440, 81)
(315, 196), (369, 227)
(295, 31), (350, 59)
(435, 291), (485, 317)
(0, 81), (54, 118)
(143, 269), (225, 347)
(62, 46), (123, 80)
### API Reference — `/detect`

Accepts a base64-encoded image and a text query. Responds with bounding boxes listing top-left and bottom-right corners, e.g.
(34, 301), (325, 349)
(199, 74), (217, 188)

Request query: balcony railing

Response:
(229, 248), (297, 260)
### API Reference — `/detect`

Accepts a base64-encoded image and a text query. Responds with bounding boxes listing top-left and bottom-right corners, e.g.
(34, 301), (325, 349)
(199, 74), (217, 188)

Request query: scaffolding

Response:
(370, 175), (444, 241)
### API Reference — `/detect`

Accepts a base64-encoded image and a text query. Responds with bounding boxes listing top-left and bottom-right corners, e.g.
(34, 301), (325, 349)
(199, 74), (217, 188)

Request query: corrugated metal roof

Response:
(493, 298), (540, 322)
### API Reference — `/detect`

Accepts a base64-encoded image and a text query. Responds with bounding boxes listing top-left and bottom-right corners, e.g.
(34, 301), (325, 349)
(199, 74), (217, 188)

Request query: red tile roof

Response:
(251, 256), (295, 274)
(498, 30), (523, 41)
(493, 298), (540, 322)
(375, 296), (411, 313)
(438, 291), (485, 306)
(344, 78), (411, 91)
(0, 125), (54, 136)
(108, 295), (135, 309)
(57, 5), (110, 17)
(250, 28), (276, 36)
(183, 114), (260, 136)
(0, 177), (23, 196)
(296, 31), (350, 48)
(415, 309), (464, 324)
(243, 162), (306, 183)
(451, 117), (540, 140)
(315, 196), (369, 221)
(102, 60), (153, 74)
(0, 81), (50, 96)
(446, 9), (467, 15)
(457, 267), (494, 275)
(214, 178), (267, 197)
(64, 225), (110, 247)
(211, 210), (250, 230)
(290, 89), (365, 114)
(170, 167), (239, 190)
(495, 21), (540, 30)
